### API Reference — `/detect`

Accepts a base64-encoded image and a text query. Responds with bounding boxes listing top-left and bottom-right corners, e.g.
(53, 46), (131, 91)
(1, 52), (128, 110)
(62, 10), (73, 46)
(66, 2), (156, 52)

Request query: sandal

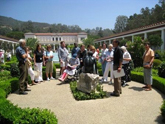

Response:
(145, 88), (152, 91)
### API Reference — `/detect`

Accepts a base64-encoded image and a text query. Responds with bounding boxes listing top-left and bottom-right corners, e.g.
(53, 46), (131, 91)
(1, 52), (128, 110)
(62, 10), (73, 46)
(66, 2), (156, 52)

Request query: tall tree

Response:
(114, 15), (128, 33)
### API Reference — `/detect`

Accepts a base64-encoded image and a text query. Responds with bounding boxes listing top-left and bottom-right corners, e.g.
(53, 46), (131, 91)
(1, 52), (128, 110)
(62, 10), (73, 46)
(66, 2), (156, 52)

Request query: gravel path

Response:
(7, 77), (165, 124)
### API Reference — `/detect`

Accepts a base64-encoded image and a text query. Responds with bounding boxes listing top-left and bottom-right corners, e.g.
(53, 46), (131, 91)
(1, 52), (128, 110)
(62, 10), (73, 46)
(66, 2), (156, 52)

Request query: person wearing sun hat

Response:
(58, 53), (80, 82)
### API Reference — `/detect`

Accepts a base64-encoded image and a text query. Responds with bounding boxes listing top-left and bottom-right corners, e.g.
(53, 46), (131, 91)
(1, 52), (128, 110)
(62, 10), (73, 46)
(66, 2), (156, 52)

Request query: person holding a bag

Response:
(142, 42), (154, 91)
(45, 44), (55, 81)
(34, 44), (45, 83)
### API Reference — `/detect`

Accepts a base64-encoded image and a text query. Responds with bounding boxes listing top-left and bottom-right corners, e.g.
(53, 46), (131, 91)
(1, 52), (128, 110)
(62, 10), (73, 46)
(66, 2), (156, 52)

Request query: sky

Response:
(0, 0), (159, 30)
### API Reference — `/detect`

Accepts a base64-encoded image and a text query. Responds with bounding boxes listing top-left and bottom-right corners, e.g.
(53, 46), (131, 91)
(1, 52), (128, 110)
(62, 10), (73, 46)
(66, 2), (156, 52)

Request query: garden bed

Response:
(70, 81), (107, 100)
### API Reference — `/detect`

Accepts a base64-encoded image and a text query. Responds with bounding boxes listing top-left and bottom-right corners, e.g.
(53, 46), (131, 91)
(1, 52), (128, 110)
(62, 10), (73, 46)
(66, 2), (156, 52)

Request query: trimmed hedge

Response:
(131, 71), (165, 94)
(70, 81), (107, 100)
(161, 101), (165, 122)
(0, 78), (58, 124)
(54, 63), (60, 68)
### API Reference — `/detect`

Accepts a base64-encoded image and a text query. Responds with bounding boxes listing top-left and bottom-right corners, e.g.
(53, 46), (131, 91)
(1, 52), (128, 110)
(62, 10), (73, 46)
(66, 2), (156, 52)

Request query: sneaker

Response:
(103, 79), (107, 82)
(25, 88), (31, 91)
(50, 77), (55, 80)
(19, 91), (28, 95)
(47, 78), (50, 81)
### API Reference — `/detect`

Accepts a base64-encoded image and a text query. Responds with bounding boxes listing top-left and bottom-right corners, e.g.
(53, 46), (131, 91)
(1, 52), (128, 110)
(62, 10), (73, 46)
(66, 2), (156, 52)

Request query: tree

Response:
(82, 35), (100, 47)
(6, 31), (24, 40)
(127, 36), (145, 67)
(98, 27), (103, 37)
(148, 35), (163, 49)
(26, 38), (39, 52)
(114, 15), (128, 33)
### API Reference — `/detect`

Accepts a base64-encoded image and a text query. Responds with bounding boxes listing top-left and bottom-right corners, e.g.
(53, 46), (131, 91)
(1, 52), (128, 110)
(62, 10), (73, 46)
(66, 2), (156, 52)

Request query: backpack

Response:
(84, 52), (95, 73)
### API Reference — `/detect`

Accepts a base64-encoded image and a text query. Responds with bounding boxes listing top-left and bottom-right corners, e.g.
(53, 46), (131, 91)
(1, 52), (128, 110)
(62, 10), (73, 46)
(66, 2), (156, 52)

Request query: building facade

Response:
(25, 32), (87, 50)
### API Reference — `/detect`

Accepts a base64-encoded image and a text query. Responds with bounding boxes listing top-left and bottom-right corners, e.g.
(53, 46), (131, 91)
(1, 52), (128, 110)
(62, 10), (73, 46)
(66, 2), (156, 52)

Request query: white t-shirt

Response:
(101, 48), (108, 61)
(45, 51), (54, 61)
(122, 51), (131, 64)
(6, 52), (11, 58)
(105, 50), (114, 63)
(93, 51), (98, 58)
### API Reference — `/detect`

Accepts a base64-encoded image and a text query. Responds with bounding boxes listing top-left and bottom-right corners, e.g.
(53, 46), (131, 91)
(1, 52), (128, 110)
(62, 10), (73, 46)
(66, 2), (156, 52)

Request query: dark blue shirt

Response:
(16, 46), (26, 63)
(72, 47), (80, 56)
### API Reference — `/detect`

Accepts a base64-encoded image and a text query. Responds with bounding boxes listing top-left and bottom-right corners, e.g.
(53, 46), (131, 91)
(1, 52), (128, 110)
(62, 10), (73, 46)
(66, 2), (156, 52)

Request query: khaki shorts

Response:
(60, 61), (67, 67)
(46, 61), (53, 73)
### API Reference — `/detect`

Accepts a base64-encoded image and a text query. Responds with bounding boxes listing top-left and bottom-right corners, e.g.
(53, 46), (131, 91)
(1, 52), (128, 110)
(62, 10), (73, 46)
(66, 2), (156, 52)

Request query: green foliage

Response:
(127, 36), (145, 67)
(10, 63), (20, 77)
(132, 67), (158, 76)
(0, 64), (10, 71)
(126, 4), (165, 30)
(0, 77), (58, 124)
(148, 35), (163, 48)
(83, 35), (100, 47)
(120, 39), (129, 46)
(54, 63), (60, 68)
(6, 31), (24, 40)
(70, 81), (107, 100)
(153, 59), (162, 69)
(0, 70), (11, 81)
(131, 71), (165, 94)
(161, 100), (165, 121)
(158, 61), (165, 78)
(155, 50), (165, 61)
(26, 38), (39, 52)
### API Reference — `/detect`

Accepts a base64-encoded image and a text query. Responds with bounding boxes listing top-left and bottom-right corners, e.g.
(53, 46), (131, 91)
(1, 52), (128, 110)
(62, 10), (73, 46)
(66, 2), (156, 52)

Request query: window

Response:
(52, 37), (54, 41)
(59, 37), (61, 41)
(56, 37), (58, 41)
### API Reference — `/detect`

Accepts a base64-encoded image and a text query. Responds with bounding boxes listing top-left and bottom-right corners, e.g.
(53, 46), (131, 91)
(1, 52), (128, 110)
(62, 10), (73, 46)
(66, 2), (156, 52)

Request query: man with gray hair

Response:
(16, 39), (31, 95)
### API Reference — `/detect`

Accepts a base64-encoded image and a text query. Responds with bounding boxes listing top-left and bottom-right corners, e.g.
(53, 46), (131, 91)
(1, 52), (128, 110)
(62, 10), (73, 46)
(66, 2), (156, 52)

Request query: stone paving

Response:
(7, 72), (165, 124)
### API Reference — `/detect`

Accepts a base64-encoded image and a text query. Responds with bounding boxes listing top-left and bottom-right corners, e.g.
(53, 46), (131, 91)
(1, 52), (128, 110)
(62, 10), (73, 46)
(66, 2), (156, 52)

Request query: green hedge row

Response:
(131, 71), (165, 121)
(0, 77), (58, 124)
(70, 81), (107, 100)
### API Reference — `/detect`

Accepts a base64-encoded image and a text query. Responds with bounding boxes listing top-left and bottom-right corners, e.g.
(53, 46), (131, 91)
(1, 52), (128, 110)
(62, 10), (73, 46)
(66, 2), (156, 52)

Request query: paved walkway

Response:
(7, 73), (165, 124)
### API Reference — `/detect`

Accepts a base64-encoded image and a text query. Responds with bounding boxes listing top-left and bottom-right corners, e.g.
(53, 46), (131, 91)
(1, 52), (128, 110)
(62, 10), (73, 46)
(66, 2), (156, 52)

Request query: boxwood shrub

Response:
(0, 78), (58, 124)
(70, 81), (107, 100)
(54, 63), (60, 68)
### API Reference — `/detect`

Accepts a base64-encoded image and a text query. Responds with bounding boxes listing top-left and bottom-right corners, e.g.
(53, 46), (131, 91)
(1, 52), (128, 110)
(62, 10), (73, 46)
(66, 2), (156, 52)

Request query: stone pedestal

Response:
(77, 73), (99, 93)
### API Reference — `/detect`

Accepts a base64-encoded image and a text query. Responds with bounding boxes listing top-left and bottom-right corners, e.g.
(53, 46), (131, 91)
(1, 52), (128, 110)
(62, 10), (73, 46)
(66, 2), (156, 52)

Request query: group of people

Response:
(16, 39), (55, 95)
(0, 49), (11, 64)
(15, 38), (154, 96)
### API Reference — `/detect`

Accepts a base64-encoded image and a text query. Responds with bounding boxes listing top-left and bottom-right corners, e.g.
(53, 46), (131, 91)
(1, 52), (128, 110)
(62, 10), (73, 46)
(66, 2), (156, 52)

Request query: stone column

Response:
(132, 36), (134, 42)
(12, 43), (15, 55)
(53, 44), (55, 52)
(144, 33), (147, 39)
(161, 29), (165, 50)
(122, 37), (125, 40)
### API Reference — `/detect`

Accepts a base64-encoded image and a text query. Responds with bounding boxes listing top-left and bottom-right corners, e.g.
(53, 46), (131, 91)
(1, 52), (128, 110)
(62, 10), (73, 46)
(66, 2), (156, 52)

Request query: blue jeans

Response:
(102, 61), (107, 76)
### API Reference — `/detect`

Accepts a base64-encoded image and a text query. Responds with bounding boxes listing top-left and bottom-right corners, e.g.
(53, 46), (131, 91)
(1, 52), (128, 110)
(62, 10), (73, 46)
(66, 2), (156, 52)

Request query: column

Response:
(12, 43), (14, 55)
(161, 29), (165, 50)
(132, 36), (134, 42)
(122, 37), (125, 40)
(144, 33), (147, 39)
(53, 44), (55, 52)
